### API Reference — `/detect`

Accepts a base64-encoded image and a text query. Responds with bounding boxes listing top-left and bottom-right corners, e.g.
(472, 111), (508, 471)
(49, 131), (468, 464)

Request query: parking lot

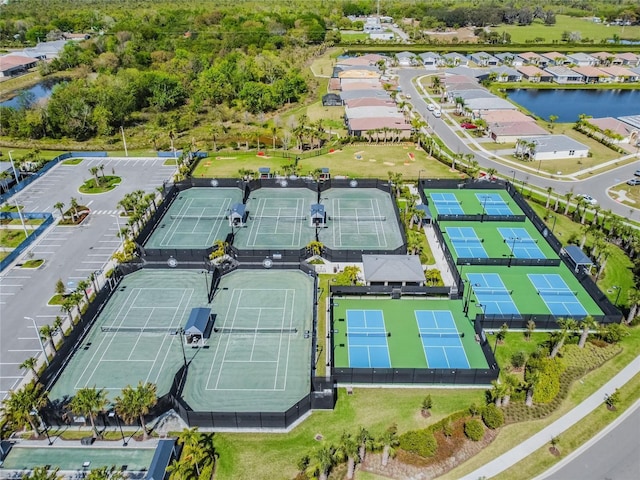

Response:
(0, 157), (175, 399)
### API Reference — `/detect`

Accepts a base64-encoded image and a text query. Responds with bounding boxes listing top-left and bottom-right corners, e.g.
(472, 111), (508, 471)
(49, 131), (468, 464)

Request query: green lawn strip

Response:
(609, 181), (640, 207)
(493, 371), (640, 480)
(61, 158), (83, 165)
(163, 159), (177, 166)
(0, 229), (27, 248)
(47, 294), (65, 306)
(493, 332), (551, 379)
(214, 387), (486, 480)
(316, 274), (336, 377)
(21, 259), (44, 268)
(442, 325), (640, 479)
(78, 175), (121, 194)
(192, 145), (458, 180)
(341, 32), (369, 42)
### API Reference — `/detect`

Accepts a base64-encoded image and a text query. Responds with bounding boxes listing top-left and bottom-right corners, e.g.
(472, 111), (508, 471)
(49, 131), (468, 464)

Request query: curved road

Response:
(397, 68), (640, 220)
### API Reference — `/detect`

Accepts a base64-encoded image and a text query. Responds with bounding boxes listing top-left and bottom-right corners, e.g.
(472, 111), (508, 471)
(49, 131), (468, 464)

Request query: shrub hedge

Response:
(464, 419), (484, 441)
(398, 429), (438, 457)
(481, 404), (505, 429)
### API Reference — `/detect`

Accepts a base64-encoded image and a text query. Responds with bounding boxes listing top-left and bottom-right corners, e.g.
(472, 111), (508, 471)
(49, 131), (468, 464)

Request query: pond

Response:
(505, 89), (640, 123)
(0, 78), (67, 109)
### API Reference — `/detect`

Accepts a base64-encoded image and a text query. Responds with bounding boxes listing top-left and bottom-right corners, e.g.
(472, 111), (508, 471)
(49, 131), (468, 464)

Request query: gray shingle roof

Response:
(520, 135), (589, 153)
(362, 255), (425, 283)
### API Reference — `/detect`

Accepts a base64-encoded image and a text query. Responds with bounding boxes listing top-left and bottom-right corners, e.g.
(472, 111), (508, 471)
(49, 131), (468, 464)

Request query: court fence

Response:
(436, 213), (526, 222)
(0, 212), (54, 271)
(331, 368), (498, 385)
(456, 257), (561, 267)
(475, 313), (614, 330)
(431, 220), (463, 293)
(330, 285), (451, 297)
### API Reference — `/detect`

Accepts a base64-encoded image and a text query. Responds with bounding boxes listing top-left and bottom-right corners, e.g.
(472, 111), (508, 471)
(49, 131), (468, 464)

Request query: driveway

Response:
(0, 157), (175, 399)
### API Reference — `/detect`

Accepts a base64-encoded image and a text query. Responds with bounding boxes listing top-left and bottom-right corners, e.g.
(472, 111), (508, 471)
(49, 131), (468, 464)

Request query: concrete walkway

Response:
(460, 354), (640, 480)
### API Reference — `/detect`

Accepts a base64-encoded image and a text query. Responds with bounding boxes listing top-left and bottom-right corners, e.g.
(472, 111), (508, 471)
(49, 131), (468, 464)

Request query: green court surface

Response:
(49, 269), (314, 414)
(331, 298), (488, 369)
(49, 270), (210, 402)
(461, 264), (604, 318)
(182, 269), (314, 412)
(1, 446), (155, 471)
(423, 189), (524, 217)
(145, 187), (242, 248)
(440, 220), (557, 260)
(318, 188), (404, 250)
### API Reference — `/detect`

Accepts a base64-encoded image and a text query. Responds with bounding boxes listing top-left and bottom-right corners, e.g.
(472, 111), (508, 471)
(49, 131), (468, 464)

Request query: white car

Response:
(433, 110), (442, 118)
(405, 93), (412, 99)
(577, 194), (597, 205)
(427, 104), (435, 111)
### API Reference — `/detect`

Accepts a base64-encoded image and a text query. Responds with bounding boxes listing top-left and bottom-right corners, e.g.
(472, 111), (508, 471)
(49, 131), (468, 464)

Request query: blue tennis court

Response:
(346, 310), (391, 368)
(430, 192), (464, 215)
(475, 193), (513, 215)
(467, 273), (521, 316)
(498, 227), (545, 259)
(528, 274), (588, 316)
(445, 226), (488, 258)
(415, 311), (470, 368)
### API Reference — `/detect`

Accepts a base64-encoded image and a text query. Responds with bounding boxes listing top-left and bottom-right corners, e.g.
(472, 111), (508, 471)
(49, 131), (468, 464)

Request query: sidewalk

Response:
(459, 354), (640, 480)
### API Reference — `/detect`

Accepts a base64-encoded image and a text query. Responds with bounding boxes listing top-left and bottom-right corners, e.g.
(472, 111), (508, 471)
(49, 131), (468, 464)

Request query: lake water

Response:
(506, 89), (640, 123)
(0, 78), (66, 109)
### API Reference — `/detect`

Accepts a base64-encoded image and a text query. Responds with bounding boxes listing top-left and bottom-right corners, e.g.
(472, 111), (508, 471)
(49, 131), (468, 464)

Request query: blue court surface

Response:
(498, 227), (545, 259)
(445, 226), (488, 258)
(475, 193), (513, 215)
(528, 274), (588, 316)
(346, 310), (391, 368)
(467, 273), (521, 317)
(430, 192), (464, 215)
(415, 310), (470, 368)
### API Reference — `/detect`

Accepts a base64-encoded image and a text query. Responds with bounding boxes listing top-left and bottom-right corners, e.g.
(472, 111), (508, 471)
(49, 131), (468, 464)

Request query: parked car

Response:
(627, 178), (640, 186)
(460, 122), (478, 129)
(433, 110), (442, 118)
(577, 194), (597, 205)
(634, 169), (640, 177)
(405, 93), (412, 99)
(427, 104), (435, 111)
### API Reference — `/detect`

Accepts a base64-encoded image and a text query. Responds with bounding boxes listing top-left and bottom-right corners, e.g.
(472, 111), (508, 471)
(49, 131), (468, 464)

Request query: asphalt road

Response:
(542, 401), (640, 480)
(0, 157), (174, 399)
(397, 68), (640, 220)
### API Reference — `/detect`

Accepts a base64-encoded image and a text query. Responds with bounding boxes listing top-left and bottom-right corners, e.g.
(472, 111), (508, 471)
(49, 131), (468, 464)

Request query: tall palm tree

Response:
(501, 374), (520, 407)
(89, 166), (101, 187)
(545, 187), (553, 209)
(357, 427), (373, 463)
(54, 202), (65, 219)
(591, 204), (601, 226)
(39, 324), (56, 353)
(114, 382), (157, 441)
(335, 432), (360, 480)
(380, 424), (399, 467)
(489, 380), (507, 407)
(524, 369), (541, 407)
(77, 279), (91, 303)
(525, 319), (536, 342)
(626, 288), (640, 324)
(69, 197), (79, 221)
(53, 316), (64, 338)
(549, 318), (576, 358)
(177, 427), (206, 476)
(563, 192), (574, 216)
(20, 357), (39, 379)
(578, 316), (598, 348)
(69, 386), (108, 437)
(20, 466), (62, 480)
(84, 466), (126, 480)
(306, 444), (335, 480)
(1, 382), (48, 434)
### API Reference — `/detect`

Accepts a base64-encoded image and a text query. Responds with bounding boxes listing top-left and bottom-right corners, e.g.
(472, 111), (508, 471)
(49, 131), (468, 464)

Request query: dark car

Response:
(634, 170), (640, 177)
(627, 178), (640, 186)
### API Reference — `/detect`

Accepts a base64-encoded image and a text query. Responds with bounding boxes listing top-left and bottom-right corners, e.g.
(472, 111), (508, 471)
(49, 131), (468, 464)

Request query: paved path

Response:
(459, 354), (640, 480)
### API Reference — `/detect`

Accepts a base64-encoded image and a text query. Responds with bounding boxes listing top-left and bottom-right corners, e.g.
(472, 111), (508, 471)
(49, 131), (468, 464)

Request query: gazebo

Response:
(229, 203), (246, 227)
(563, 245), (594, 273)
(184, 307), (212, 347)
(310, 203), (326, 227)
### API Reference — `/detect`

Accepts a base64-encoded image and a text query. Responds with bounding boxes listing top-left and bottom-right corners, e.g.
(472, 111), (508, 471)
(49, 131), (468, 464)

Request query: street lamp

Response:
(504, 237), (519, 268)
(612, 286), (622, 306)
(550, 215), (558, 234)
(111, 213), (122, 238)
(8, 150), (21, 183)
(418, 169), (425, 184)
(481, 195), (488, 223)
(25, 316), (49, 366)
(510, 169), (516, 185)
(14, 198), (29, 237)
(108, 408), (127, 446)
(30, 409), (53, 445)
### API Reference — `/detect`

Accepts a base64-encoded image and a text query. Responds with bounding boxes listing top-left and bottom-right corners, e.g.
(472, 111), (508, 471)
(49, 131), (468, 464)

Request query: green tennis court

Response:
(145, 187), (242, 248)
(424, 189), (524, 217)
(331, 298), (488, 369)
(182, 269), (314, 412)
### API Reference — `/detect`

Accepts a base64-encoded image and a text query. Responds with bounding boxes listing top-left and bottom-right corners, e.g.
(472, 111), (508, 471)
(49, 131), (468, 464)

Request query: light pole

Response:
(612, 286), (622, 306)
(14, 198), (29, 237)
(25, 316), (49, 366)
(108, 408), (127, 446)
(510, 169), (516, 185)
(550, 214), (557, 234)
(8, 150), (21, 183)
(504, 237), (518, 268)
(31, 409), (53, 445)
(418, 169), (425, 184)
(481, 195), (488, 223)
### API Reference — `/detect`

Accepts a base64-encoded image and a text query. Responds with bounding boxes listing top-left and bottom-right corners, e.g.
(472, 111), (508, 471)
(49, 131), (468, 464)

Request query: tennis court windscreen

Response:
(101, 326), (179, 334)
(213, 327), (298, 334)
(329, 216), (386, 222)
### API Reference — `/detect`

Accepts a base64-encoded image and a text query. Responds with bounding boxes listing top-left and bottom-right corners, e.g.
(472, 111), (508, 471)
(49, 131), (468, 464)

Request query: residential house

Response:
(345, 97), (396, 108)
(545, 66), (584, 84)
(590, 52), (619, 66)
(370, 32), (394, 41)
(616, 52), (640, 67)
(566, 53), (597, 66)
(345, 106), (404, 121)
(464, 97), (518, 118)
(598, 66), (639, 82)
(340, 81), (382, 92)
(489, 122), (550, 143)
(518, 52), (546, 67)
(0, 55), (38, 77)
(515, 135), (589, 161)
(333, 65), (380, 77)
(570, 66), (611, 83)
(495, 52), (524, 67)
(418, 52), (443, 68)
(468, 52), (500, 67)
(395, 51), (417, 66)
(442, 52), (469, 67)
(362, 255), (425, 287)
(540, 52), (568, 66)
(21, 40), (69, 60)
(516, 65), (553, 82)
(618, 115), (640, 145)
(328, 78), (342, 91)
(338, 69), (381, 80)
(446, 88), (494, 105)
(322, 93), (342, 107)
(346, 117), (412, 139)
(484, 66), (523, 82)
(339, 89), (392, 102)
(589, 117), (637, 143)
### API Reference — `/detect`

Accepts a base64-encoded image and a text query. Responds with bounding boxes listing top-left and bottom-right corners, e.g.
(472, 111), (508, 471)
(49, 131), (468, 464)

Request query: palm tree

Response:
(114, 382), (157, 441)
(53, 315), (64, 338)
(578, 316), (598, 348)
(549, 318), (577, 358)
(54, 202), (65, 219)
(21, 466), (62, 480)
(1, 382), (48, 434)
(489, 380), (507, 407)
(84, 466), (126, 480)
(20, 356), (39, 379)
(69, 197), (79, 221)
(579, 223), (591, 250)
(357, 427), (373, 463)
(39, 324), (57, 353)
(306, 241), (324, 257)
(69, 386), (108, 437)
(563, 191), (574, 216)
(524, 369), (541, 407)
(545, 187), (553, 209)
(625, 289), (640, 324)
(89, 166), (101, 187)
(77, 279), (91, 303)
(387, 172), (402, 198)
(501, 374), (520, 407)
(335, 432), (360, 480)
(306, 444), (335, 480)
(591, 204), (601, 226)
(177, 427), (206, 477)
(380, 424), (399, 467)
(525, 319), (536, 342)
(486, 167), (497, 180)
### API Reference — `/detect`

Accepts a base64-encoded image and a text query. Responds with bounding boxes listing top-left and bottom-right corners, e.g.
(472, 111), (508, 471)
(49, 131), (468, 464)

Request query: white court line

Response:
(8, 349), (42, 352)
(211, 289), (241, 390)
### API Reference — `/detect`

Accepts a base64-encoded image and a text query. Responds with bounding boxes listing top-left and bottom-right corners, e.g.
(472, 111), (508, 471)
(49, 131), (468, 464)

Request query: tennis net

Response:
(537, 289), (577, 297)
(473, 288), (512, 295)
(213, 327), (298, 334)
(347, 331), (389, 337)
(515, 238), (538, 244)
(433, 200), (460, 205)
(419, 332), (460, 339)
(170, 214), (227, 220)
(449, 237), (483, 244)
(329, 216), (386, 222)
(101, 326), (179, 334)
(250, 215), (306, 221)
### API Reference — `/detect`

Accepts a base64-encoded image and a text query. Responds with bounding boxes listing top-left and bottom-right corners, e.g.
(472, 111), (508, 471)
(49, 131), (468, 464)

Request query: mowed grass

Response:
(214, 387), (486, 480)
(493, 15), (640, 43)
(309, 47), (341, 77)
(609, 181), (640, 208)
(192, 144), (459, 180)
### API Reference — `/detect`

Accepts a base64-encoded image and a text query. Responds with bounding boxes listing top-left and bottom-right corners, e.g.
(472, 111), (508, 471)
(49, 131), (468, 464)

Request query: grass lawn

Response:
(0, 228), (27, 248)
(61, 158), (83, 165)
(492, 15), (640, 44)
(305, 101), (346, 133)
(309, 47), (341, 77)
(341, 32), (369, 42)
(493, 331), (549, 375)
(78, 176), (121, 194)
(609, 181), (640, 208)
(214, 388), (486, 480)
(192, 144), (459, 180)
(21, 259), (44, 268)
